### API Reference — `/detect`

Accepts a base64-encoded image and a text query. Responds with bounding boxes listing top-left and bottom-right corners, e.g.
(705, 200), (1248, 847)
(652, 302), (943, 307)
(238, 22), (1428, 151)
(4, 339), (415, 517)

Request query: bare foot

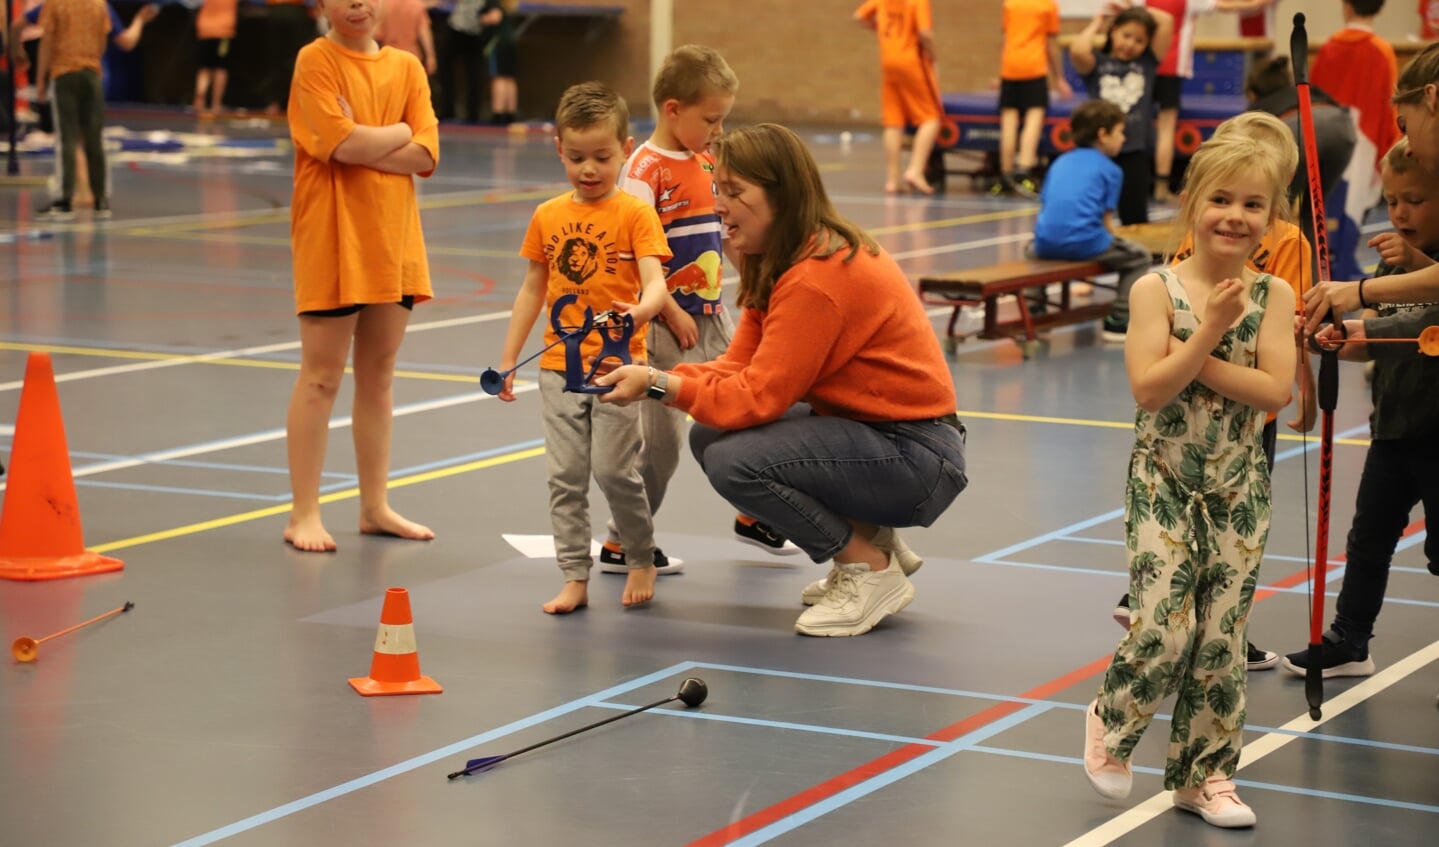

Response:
(903, 172), (935, 195)
(543, 581), (589, 614)
(884, 181), (900, 194)
(622, 566), (656, 607)
(359, 506), (435, 541)
(284, 514), (337, 553)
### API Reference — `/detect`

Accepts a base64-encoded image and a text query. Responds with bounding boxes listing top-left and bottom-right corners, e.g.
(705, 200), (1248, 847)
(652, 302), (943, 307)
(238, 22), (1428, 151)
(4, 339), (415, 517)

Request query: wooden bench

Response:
(1113, 221), (1181, 262)
(919, 260), (1115, 358)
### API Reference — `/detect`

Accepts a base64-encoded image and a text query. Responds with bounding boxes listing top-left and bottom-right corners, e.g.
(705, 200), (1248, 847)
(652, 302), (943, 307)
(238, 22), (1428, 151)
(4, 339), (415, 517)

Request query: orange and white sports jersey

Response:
(621, 141), (724, 314)
(855, 0), (932, 72)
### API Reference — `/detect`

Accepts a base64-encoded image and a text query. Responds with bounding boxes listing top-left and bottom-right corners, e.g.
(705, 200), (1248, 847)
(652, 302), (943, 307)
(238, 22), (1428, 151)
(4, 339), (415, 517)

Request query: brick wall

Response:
(515, 1), (1082, 127)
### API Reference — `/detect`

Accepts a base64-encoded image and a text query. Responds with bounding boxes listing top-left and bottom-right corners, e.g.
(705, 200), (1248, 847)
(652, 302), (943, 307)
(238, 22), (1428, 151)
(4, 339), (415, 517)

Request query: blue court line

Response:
(598, 696), (1439, 763)
(73, 479), (278, 501)
(590, 701), (944, 748)
(980, 558), (1439, 608)
(682, 664), (1439, 759)
(723, 702), (1055, 846)
(168, 662), (697, 847)
(967, 745), (1439, 815)
(67, 451), (320, 477)
(974, 422), (1371, 567)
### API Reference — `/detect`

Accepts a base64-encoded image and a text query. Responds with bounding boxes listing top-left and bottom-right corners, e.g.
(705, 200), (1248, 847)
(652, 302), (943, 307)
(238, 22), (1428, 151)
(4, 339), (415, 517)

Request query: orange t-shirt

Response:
(672, 243), (957, 429)
(196, 0), (239, 40)
(855, 0), (932, 73)
(1001, 0), (1059, 82)
(1172, 219), (1312, 306)
(520, 191), (672, 371)
(288, 38), (440, 313)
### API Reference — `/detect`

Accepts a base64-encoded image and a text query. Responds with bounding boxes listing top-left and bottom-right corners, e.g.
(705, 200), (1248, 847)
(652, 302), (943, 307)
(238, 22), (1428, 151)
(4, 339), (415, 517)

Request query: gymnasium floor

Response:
(1, 119), (1435, 847)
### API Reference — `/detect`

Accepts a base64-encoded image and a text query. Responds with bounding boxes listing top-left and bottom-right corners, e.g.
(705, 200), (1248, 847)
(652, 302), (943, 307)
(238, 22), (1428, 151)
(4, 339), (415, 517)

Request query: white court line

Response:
(0, 384), (538, 491)
(1062, 638), (1439, 846)
(0, 311), (516, 392)
(0, 227), (1011, 393)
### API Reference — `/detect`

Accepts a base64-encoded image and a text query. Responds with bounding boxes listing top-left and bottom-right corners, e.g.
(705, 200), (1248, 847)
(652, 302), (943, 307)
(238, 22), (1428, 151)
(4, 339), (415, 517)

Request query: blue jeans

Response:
(689, 406), (968, 562)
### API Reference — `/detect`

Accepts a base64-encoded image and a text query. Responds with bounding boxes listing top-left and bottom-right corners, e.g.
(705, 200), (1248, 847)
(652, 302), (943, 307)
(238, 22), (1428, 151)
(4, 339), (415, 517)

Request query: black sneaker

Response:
(734, 517), (801, 555)
(1102, 317), (1128, 344)
(1012, 174), (1040, 200)
(94, 199), (111, 220)
(1246, 642), (1279, 671)
(36, 199), (73, 220)
(597, 542), (682, 575)
(1113, 594), (1131, 629)
(1280, 630), (1376, 678)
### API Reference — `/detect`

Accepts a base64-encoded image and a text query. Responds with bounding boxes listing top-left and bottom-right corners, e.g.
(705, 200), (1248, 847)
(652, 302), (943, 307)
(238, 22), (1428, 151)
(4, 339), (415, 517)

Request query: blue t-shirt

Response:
(1032, 146), (1121, 259)
(1082, 50), (1158, 155)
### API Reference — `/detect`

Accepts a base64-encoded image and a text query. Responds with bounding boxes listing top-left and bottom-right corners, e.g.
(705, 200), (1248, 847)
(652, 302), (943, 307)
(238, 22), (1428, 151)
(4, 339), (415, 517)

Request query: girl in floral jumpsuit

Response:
(1082, 113), (1299, 829)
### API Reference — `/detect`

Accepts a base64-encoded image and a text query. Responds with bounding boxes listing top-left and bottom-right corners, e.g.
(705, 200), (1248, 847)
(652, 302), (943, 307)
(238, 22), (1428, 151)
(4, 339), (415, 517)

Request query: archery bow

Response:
(1292, 12), (1336, 721)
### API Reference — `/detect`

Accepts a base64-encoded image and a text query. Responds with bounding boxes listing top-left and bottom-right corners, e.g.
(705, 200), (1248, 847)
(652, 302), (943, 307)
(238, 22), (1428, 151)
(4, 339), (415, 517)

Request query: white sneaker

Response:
(1172, 777), (1256, 828)
(799, 528), (921, 605)
(794, 554), (914, 636)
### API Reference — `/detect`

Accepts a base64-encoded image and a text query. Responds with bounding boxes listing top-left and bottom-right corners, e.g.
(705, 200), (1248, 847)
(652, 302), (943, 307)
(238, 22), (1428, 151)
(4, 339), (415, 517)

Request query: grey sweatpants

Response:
(605, 310), (735, 543)
(540, 369), (655, 581)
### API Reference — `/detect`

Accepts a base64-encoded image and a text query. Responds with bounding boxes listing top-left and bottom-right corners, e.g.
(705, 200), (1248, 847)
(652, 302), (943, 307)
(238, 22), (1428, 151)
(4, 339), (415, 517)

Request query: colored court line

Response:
(0, 341), (482, 383)
(683, 658), (1108, 847)
(0, 310), (514, 392)
(1061, 639), (1439, 846)
(969, 746), (1439, 815)
(954, 408), (1372, 446)
(1, 386), (538, 494)
(90, 444), (546, 554)
(167, 662), (698, 847)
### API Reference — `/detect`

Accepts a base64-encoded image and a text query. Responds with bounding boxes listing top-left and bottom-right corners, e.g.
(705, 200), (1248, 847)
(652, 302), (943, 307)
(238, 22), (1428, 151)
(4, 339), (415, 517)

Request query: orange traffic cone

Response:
(0, 353), (122, 581)
(349, 587), (442, 696)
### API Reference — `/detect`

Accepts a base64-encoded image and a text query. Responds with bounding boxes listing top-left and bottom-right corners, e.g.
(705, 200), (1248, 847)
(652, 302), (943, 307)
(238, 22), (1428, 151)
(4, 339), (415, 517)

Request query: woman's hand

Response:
(1302, 280), (1362, 333)
(594, 364), (652, 405)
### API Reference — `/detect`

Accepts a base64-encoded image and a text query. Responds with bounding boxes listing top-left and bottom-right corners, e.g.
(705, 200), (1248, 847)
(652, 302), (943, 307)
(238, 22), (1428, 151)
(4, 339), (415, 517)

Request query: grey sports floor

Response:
(1, 117), (1435, 846)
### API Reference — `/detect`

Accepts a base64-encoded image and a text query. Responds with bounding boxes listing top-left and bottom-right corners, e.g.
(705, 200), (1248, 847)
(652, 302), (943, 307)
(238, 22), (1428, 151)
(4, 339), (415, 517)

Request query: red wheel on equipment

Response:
(1175, 123), (1203, 156)
(1050, 121), (1074, 152)
(937, 117), (960, 149)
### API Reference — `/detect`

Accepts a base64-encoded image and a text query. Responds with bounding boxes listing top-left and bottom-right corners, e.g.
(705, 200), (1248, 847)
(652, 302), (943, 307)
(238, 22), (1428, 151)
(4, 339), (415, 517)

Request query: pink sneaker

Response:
(1173, 777), (1257, 828)
(1083, 700), (1132, 799)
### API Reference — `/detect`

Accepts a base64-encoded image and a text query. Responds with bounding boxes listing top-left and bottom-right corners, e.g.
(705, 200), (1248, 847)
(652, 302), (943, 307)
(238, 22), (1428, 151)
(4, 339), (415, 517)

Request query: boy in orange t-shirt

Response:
(495, 82), (671, 614)
(854, 0), (941, 194)
(283, 0), (440, 553)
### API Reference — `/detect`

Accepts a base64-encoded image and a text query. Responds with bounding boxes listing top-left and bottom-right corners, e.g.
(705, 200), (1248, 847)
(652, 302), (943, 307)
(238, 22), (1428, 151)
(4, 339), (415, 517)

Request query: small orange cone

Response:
(349, 587), (442, 696)
(0, 353), (122, 582)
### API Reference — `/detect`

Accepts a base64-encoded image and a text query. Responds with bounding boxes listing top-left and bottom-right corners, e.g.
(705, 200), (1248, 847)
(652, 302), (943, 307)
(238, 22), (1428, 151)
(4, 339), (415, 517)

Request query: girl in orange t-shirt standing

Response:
(284, 0), (441, 553)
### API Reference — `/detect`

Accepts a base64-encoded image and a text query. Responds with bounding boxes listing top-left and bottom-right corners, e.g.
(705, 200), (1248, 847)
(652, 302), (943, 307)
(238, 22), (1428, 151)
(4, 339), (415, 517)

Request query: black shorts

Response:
(1154, 75), (1183, 111)
(301, 295), (416, 318)
(487, 40), (518, 79)
(196, 38), (233, 71)
(998, 76), (1049, 112)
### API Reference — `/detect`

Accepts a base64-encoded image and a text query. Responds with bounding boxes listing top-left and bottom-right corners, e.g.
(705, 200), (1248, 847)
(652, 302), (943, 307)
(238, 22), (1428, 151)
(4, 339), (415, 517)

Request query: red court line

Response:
(686, 656), (1111, 847)
(687, 520), (1426, 846)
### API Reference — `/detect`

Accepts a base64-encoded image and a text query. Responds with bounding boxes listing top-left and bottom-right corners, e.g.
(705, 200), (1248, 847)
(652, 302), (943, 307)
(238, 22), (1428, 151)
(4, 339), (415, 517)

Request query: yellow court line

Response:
(90, 447), (546, 554)
(957, 408), (1371, 446)
(87, 410), (1373, 556)
(0, 342), (479, 383)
